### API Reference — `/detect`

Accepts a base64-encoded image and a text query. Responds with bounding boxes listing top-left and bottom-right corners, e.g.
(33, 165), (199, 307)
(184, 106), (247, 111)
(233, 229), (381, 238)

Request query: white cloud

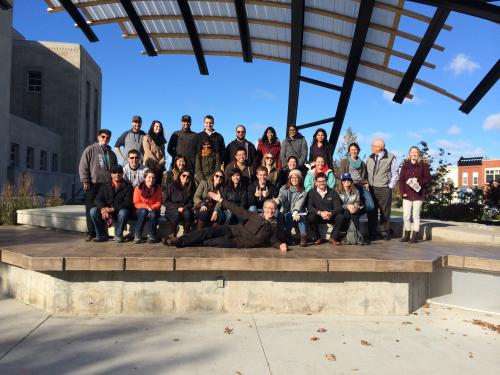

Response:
(382, 91), (394, 101)
(436, 139), (472, 150)
(483, 113), (500, 131)
(253, 88), (276, 100)
(407, 128), (437, 139)
(371, 131), (391, 140)
(449, 147), (486, 158)
(446, 53), (479, 75)
(447, 125), (461, 135)
(251, 122), (267, 130)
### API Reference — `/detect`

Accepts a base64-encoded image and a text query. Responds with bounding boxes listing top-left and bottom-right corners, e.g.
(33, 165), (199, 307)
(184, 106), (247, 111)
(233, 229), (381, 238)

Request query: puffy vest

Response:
(366, 151), (395, 187)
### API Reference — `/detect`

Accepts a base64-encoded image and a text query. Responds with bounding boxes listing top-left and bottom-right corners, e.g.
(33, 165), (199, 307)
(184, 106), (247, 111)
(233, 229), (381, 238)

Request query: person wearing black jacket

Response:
(307, 172), (346, 245)
(196, 115), (225, 162)
(222, 168), (249, 224)
(90, 165), (133, 242)
(164, 191), (288, 252)
(224, 125), (258, 168)
(248, 166), (278, 213)
(164, 169), (196, 237)
(167, 115), (197, 170)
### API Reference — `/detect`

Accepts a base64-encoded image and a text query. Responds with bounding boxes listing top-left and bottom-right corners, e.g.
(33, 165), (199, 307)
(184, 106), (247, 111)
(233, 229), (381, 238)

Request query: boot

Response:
(400, 231), (410, 242)
(182, 223), (191, 234)
(168, 222), (177, 238)
(410, 231), (418, 243)
(196, 220), (206, 230)
(299, 234), (308, 247)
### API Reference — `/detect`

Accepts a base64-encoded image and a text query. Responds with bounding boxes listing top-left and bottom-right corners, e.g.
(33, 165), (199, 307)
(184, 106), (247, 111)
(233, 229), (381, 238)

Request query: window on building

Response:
(52, 153), (58, 172)
(10, 143), (20, 167)
(40, 150), (47, 171)
(27, 71), (42, 93)
(472, 172), (479, 186)
(26, 147), (34, 169)
(485, 169), (500, 183)
(462, 172), (468, 186)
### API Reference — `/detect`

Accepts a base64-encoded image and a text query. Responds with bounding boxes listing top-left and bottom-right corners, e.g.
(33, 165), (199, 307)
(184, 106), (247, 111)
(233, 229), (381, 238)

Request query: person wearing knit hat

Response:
(276, 168), (308, 247)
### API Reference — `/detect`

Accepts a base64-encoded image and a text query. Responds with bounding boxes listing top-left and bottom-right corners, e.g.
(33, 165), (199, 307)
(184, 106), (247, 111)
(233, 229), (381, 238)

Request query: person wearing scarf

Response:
(143, 120), (167, 186)
(133, 170), (162, 243)
(195, 139), (222, 184)
(304, 155), (336, 192)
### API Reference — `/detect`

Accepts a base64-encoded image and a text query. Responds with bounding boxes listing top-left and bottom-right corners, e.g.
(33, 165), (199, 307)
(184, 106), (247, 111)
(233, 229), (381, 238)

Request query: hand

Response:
(347, 204), (357, 214)
(402, 193), (408, 198)
(83, 182), (91, 191)
(211, 211), (218, 222)
(279, 243), (288, 253)
(255, 189), (262, 197)
(200, 206), (208, 212)
(261, 189), (269, 198)
(320, 211), (329, 220)
(364, 183), (369, 190)
(178, 207), (184, 213)
(101, 211), (109, 220)
(292, 212), (300, 221)
(208, 191), (222, 202)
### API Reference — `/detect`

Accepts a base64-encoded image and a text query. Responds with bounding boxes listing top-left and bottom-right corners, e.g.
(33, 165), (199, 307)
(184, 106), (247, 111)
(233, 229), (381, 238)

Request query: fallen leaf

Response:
(396, 355), (400, 358)
(351, 369), (359, 372)
(173, 338), (180, 342)
(342, 342), (346, 344)
(469, 352), (474, 358)
(423, 303), (431, 308)
(237, 319), (241, 322)
(424, 311), (430, 315)
(402, 321), (413, 325)
(360, 340), (371, 346)
(471, 319), (499, 333)
(415, 327), (421, 332)
(317, 328), (327, 333)
(395, 339), (400, 343)
(307, 313), (312, 315)
(325, 353), (336, 361)
(224, 326), (234, 334)
(310, 336), (320, 341)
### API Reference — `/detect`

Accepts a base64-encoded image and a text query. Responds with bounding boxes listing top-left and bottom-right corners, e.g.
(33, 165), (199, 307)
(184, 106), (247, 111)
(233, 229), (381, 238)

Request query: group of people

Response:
(79, 114), (431, 250)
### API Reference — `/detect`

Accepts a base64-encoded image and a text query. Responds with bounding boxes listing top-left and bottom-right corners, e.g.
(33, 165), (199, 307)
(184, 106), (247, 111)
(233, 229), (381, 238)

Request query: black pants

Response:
(84, 183), (101, 237)
(308, 212), (346, 241)
(176, 225), (238, 248)
(367, 186), (392, 235)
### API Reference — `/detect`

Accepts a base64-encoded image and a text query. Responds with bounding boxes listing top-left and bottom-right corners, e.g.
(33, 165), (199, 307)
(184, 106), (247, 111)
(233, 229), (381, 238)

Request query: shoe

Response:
(114, 236), (124, 243)
(313, 238), (324, 245)
(381, 233), (391, 241)
(147, 236), (159, 244)
(299, 234), (308, 247)
(92, 237), (108, 242)
(400, 231), (410, 242)
(162, 234), (177, 247)
(410, 232), (418, 244)
(329, 238), (341, 246)
(133, 237), (143, 244)
(85, 234), (95, 242)
(368, 233), (380, 241)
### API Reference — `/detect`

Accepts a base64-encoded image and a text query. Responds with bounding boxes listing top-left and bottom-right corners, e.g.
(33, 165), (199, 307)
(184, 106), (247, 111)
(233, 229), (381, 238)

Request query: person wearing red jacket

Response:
(398, 146), (431, 243)
(133, 170), (162, 243)
(257, 127), (282, 169)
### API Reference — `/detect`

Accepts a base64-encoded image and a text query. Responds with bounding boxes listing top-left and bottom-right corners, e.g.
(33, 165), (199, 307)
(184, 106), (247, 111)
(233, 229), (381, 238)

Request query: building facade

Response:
(1, 8), (102, 199)
(457, 157), (500, 189)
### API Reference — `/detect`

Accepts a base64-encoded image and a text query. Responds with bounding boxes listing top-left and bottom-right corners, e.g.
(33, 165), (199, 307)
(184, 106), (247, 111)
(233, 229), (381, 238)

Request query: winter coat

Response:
(257, 139), (282, 169)
(277, 186), (307, 214)
(309, 142), (333, 168)
(94, 181), (133, 214)
(224, 161), (255, 187)
(79, 143), (118, 184)
(143, 135), (166, 171)
(195, 152), (222, 184)
(167, 129), (198, 169)
(193, 180), (223, 211)
(221, 200), (287, 249)
(337, 188), (361, 210)
(224, 139), (258, 168)
(222, 184), (248, 209)
(304, 168), (336, 192)
(398, 160), (431, 201)
(280, 135), (308, 167)
(307, 187), (344, 216)
(248, 181), (278, 209)
(133, 184), (162, 211)
(196, 131), (225, 160)
(339, 158), (368, 184)
(163, 182), (194, 212)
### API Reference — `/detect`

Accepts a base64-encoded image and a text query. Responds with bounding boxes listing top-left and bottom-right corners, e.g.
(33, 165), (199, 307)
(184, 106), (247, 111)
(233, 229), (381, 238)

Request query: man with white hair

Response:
(163, 192), (288, 252)
(366, 139), (399, 240)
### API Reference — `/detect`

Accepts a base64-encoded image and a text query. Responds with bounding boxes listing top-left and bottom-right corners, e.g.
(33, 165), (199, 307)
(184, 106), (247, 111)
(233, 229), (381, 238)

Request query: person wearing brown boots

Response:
(276, 169), (308, 247)
(163, 169), (196, 240)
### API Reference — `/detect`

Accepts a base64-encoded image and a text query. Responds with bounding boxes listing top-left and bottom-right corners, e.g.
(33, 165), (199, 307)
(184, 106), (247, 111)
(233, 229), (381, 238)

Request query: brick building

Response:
(457, 157), (500, 189)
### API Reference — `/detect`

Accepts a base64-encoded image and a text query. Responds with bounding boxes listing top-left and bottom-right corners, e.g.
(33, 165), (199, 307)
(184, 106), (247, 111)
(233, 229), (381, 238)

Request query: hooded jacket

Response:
(280, 134), (308, 167)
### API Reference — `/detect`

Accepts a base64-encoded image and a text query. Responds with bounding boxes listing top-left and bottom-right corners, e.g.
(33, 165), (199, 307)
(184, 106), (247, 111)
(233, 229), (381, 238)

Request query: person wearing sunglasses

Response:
(262, 152), (280, 187)
(123, 149), (148, 188)
(224, 147), (255, 188)
(195, 139), (222, 184)
(224, 124), (258, 169)
(164, 169), (196, 239)
(193, 171), (225, 230)
(79, 128), (118, 241)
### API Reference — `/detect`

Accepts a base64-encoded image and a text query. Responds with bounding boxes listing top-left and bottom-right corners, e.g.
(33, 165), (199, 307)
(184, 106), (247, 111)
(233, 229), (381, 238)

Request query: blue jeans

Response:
(135, 208), (160, 239)
(280, 212), (306, 236)
(355, 183), (375, 213)
(90, 207), (129, 240)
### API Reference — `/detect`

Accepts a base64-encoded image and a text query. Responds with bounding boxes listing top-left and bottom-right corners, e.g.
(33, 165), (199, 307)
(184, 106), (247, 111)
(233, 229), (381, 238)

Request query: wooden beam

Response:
(286, 0), (305, 131)
(329, 0), (375, 149)
(234, 0), (252, 62)
(393, 8), (449, 103)
(384, 0), (404, 67)
(176, 0), (208, 75)
(119, 0), (156, 56)
(459, 59), (500, 114)
(59, 0), (99, 42)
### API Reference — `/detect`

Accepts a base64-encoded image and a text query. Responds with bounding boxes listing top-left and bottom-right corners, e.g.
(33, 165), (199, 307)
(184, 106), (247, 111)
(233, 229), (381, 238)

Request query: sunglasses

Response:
(237, 131), (245, 134)
(202, 144), (211, 148)
(180, 174), (190, 178)
(266, 157), (274, 160)
(129, 156), (139, 160)
(99, 135), (110, 140)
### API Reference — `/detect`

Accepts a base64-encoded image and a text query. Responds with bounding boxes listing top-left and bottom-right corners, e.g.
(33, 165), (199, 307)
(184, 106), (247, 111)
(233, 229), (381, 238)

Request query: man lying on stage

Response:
(163, 191), (288, 252)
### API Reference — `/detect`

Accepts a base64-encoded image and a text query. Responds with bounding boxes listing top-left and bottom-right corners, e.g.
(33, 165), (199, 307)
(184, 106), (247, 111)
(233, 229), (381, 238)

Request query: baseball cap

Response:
(181, 115), (191, 122)
(111, 165), (124, 174)
(132, 115), (142, 122)
(341, 172), (353, 181)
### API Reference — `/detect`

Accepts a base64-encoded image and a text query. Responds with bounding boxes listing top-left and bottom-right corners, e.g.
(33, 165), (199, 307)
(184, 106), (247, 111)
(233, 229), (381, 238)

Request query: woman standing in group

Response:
(221, 168), (248, 225)
(308, 128), (333, 169)
(277, 156), (298, 189)
(304, 155), (335, 192)
(143, 120), (167, 186)
(133, 170), (162, 243)
(262, 152), (280, 187)
(399, 146), (431, 243)
(193, 170), (225, 229)
(257, 127), (282, 169)
(195, 139), (222, 184)
(277, 169), (308, 247)
(339, 142), (374, 213)
(280, 124), (308, 171)
(166, 155), (188, 185)
(163, 169), (196, 241)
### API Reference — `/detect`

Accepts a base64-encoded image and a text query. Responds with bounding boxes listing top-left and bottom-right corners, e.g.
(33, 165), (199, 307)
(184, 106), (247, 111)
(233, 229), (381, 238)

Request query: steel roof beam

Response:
(459, 59), (500, 114)
(300, 76), (342, 91)
(59, 0), (98, 42)
(408, 0), (500, 24)
(329, 0), (375, 148)
(286, 0), (305, 133)
(119, 0), (156, 56)
(177, 0), (208, 75)
(393, 8), (449, 103)
(297, 117), (335, 131)
(234, 0), (252, 62)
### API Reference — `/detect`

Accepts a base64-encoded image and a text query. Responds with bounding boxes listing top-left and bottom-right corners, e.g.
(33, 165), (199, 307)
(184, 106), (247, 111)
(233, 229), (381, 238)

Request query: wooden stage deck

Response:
(1, 226), (499, 274)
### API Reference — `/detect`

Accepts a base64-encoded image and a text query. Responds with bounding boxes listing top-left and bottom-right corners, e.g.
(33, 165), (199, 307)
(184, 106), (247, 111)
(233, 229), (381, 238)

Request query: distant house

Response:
(457, 157), (500, 189)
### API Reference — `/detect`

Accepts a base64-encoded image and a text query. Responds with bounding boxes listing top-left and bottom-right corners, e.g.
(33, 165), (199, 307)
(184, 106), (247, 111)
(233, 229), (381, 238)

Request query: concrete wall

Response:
(0, 8), (13, 189)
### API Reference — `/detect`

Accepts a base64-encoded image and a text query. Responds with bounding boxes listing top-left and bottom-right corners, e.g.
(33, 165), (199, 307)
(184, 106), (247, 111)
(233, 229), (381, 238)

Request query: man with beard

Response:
(224, 125), (258, 169)
(167, 114), (197, 170)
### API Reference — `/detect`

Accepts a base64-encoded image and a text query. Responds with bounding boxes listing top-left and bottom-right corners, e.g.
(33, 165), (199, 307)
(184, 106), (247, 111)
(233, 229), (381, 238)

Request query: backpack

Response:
(342, 220), (366, 245)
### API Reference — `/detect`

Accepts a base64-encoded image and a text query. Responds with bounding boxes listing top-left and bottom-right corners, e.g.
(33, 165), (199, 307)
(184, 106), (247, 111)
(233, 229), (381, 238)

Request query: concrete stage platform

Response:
(1, 226), (499, 316)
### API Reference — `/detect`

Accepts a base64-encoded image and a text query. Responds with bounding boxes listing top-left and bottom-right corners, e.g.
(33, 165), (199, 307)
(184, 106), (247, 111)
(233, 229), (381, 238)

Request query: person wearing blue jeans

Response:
(135, 208), (160, 242)
(133, 170), (162, 243)
(90, 206), (130, 242)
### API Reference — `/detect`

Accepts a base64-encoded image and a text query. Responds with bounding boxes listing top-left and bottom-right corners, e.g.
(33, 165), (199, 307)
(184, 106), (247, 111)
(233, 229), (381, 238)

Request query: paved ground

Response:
(0, 296), (498, 375)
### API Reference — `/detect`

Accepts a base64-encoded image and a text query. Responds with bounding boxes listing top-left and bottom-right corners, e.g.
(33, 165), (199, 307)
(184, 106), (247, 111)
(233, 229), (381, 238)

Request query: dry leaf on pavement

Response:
(317, 328), (327, 333)
(469, 352), (474, 358)
(402, 321), (413, 325)
(224, 326), (234, 334)
(325, 353), (336, 361)
(310, 336), (320, 341)
(360, 340), (371, 346)
(472, 319), (499, 333)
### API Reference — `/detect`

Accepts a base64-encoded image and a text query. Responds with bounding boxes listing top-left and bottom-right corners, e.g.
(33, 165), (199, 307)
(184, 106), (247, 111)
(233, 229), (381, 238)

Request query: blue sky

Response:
(12, 1), (500, 164)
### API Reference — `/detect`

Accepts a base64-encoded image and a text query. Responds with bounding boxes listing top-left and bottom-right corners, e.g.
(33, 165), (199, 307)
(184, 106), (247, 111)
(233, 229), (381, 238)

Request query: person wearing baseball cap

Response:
(167, 114), (197, 170)
(337, 172), (366, 244)
(114, 115), (146, 164)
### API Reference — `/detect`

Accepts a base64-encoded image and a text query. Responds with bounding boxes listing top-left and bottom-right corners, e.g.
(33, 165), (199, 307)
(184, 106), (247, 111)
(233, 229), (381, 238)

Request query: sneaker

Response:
(329, 238), (341, 246)
(147, 236), (159, 244)
(92, 237), (108, 242)
(313, 238), (325, 245)
(133, 237), (143, 244)
(85, 234), (95, 242)
(114, 236), (124, 243)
